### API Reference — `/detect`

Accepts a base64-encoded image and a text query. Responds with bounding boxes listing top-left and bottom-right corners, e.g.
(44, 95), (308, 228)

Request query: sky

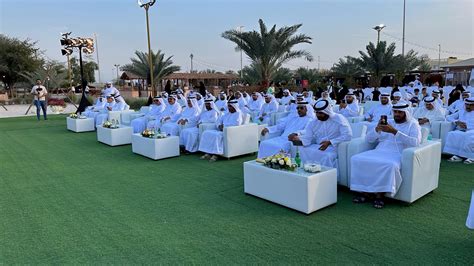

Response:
(1, 0), (473, 82)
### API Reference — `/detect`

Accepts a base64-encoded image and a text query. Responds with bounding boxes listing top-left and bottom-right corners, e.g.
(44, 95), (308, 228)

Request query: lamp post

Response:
(402, 0), (406, 56)
(190, 54), (194, 73)
(114, 64), (120, 83)
(373, 24), (386, 44)
(237, 26), (244, 80)
(138, 0), (157, 97)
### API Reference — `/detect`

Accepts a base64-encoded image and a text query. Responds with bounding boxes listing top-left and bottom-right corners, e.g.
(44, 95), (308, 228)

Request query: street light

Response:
(237, 26), (244, 80)
(372, 24), (386, 44)
(138, 0), (157, 97)
(190, 54), (194, 73)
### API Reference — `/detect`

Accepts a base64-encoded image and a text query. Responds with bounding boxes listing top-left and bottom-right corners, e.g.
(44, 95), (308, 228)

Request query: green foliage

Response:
(0, 34), (43, 92)
(126, 97), (148, 110)
(222, 19), (313, 87)
(70, 56), (98, 85)
(121, 50), (180, 94)
(20, 60), (68, 89)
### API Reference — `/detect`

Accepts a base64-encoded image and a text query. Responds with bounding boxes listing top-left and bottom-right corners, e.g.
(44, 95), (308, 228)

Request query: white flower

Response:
(279, 160), (284, 165)
(286, 160), (291, 166)
(271, 159), (277, 163)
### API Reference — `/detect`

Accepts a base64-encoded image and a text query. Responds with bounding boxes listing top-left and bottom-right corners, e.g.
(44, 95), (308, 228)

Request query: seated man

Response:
(391, 91), (402, 104)
(364, 93), (392, 124)
(181, 99), (220, 153)
(198, 100), (243, 162)
(302, 90), (315, 106)
(215, 92), (228, 112)
(337, 91), (360, 118)
(131, 96), (165, 133)
(161, 97), (200, 136)
(279, 89), (294, 111)
(350, 101), (421, 209)
(95, 95), (127, 126)
(258, 101), (312, 158)
(147, 94), (182, 131)
(256, 94), (279, 124)
(83, 95), (106, 118)
(289, 99), (352, 168)
(413, 96), (445, 130)
(247, 92), (264, 121)
(444, 97), (474, 164)
(448, 91), (470, 115)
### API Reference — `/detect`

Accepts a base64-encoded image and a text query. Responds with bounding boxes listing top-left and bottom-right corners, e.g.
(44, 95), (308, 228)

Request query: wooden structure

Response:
(441, 58), (474, 86)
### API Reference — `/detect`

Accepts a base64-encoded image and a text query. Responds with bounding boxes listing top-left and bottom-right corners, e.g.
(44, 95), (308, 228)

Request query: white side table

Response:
(131, 134), (180, 160)
(244, 160), (337, 214)
(67, 117), (95, 132)
(97, 125), (133, 146)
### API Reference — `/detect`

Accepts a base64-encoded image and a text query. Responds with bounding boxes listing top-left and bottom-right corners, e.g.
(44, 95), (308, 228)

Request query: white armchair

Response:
(345, 135), (441, 203)
(337, 123), (367, 186)
(198, 123), (259, 159)
(270, 111), (289, 126)
(108, 110), (135, 125)
(431, 121), (455, 151)
(122, 106), (150, 125)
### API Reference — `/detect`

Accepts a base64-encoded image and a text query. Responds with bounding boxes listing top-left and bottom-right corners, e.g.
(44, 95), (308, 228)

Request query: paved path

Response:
(0, 104), (77, 118)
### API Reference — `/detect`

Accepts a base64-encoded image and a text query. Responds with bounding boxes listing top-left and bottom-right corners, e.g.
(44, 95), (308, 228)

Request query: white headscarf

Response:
(392, 100), (413, 122)
(313, 99), (335, 117)
(180, 97), (201, 119)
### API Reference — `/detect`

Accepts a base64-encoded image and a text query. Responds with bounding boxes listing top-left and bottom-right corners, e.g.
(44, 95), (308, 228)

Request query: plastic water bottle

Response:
(427, 133), (432, 141)
(295, 148), (301, 168)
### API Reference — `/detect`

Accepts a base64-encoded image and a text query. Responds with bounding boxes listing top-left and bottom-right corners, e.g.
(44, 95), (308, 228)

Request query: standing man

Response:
(30, 79), (48, 121)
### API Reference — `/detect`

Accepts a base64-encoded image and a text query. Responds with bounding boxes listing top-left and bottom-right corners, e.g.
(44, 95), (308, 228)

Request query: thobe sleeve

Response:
(330, 121), (352, 146)
(428, 110), (446, 122)
(394, 123), (421, 147)
(446, 112), (459, 123)
(366, 127), (381, 143)
(347, 104), (360, 117)
(300, 122), (315, 146)
(267, 119), (287, 134)
(169, 109), (182, 122)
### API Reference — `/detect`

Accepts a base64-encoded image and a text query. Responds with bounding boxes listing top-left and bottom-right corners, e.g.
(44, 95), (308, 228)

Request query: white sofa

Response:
(337, 123), (367, 186)
(122, 106), (150, 125)
(345, 134), (441, 203)
(108, 109), (135, 125)
(270, 111), (290, 126)
(431, 121), (455, 151)
(199, 115), (259, 159)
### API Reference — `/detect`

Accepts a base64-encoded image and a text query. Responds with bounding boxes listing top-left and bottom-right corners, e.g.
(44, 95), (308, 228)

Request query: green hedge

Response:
(126, 98), (148, 110)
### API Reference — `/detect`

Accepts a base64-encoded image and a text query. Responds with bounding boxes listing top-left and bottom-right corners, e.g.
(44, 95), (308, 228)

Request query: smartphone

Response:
(380, 115), (388, 125)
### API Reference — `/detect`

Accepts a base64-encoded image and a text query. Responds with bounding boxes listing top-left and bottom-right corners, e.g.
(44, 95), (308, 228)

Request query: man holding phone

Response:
(350, 101), (421, 209)
(30, 79), (48, 121)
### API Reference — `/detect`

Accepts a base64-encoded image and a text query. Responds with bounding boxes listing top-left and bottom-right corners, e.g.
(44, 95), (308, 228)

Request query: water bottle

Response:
(427, 133), (432, 141)
(295, 148), (301, 168)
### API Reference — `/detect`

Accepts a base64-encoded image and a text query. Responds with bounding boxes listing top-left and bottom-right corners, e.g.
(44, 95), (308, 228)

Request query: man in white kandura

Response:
(130, 96), (165, 133)
(364, 93), (392, 124)
(448, 91), (470, 115)
(147, 94), (182, 131)
(444, 97), (474, 164)
(95, 95), (127, 126)
(83, 95), (106, 119)
(413, 96), (445, 130)
(392, 91), (403, 104)
(180, 99), (220, 153)
(258, 101), (312, 158)
(351, 101), (421, 209)
(289, 99), (352, 168)
(102, 81), (125, 102)
(215, 92), (228, 112)
(198, 100), (243, 162)
(247, 92), (264, 121)
(337, 91), (360, 118)
(279, 89), (294, 111)
(257, 94), (279, 124)
(161, 97), (201, 136)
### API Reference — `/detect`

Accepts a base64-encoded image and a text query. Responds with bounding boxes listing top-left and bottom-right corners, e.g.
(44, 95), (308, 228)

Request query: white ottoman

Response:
(97, 125), (133, 146)
(244, 160), (337, 214)
(67, 117), (95, 132)
(131, 134), (180, 160)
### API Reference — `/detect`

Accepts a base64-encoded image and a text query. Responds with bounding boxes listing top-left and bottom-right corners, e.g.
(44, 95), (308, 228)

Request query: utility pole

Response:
(190, 54), (194, 73)
(402, 0), (406, 56)
(114, 64), (120, 83)
(94, 33), (101, 84)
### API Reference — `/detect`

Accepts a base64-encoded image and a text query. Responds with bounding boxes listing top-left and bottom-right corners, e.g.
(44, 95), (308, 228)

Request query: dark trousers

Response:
(34, 100), (47, 120)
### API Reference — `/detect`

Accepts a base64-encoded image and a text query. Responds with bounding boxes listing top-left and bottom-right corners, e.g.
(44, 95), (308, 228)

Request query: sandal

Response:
(200, 154), (211, 160)
(464, 158), (474, 165)
(209, 155), (218, 162)
(373, 199), (385, 209)
(448, 155), (463, 162)
(352, 195), (368, 204)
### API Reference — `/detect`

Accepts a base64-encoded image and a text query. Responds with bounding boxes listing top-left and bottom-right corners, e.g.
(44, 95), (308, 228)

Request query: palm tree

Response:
(357, 41), (397, 86)
(295, 67), (322, 85)
(121, 50), (180, 95)
(222, 19), (313, 88)
(20, 61), (68, 93)
(331, 56), (364, 87)
(391, 50), (423, 85)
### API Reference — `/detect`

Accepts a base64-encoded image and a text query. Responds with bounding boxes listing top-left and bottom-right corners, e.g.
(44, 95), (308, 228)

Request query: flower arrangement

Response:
(141, 129), (155, 138)
(102, 121), (113, 128)
(69, 113), (78, 119)
(256, 152), (297, 171)
(48, 98), (66, 107)
(141, 129), (167, 139)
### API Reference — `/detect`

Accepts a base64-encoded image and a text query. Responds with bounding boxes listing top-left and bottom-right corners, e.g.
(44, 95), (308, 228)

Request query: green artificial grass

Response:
(0, 115), (472, 264)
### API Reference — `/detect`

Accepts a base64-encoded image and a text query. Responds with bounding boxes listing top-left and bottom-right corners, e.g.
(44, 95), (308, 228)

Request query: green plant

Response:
(126, 98), (148, 110)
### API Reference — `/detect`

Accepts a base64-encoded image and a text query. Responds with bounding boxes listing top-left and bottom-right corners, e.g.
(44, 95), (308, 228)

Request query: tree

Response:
(356, 41), (397, 86)
(70, 56), (98, 85)
(20, 60), (68, 92)
(272, 67), (293, 85)
(391, 49), (423, 85)
(222, 19), (313, 88)
(121, 50), (180, 95)
(417, 54), (432, 72)
(241, 63), (262, 85)
(295, 67), (323, 85)
(0, 34), (43, 95)
(331, 56), (364, 87)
